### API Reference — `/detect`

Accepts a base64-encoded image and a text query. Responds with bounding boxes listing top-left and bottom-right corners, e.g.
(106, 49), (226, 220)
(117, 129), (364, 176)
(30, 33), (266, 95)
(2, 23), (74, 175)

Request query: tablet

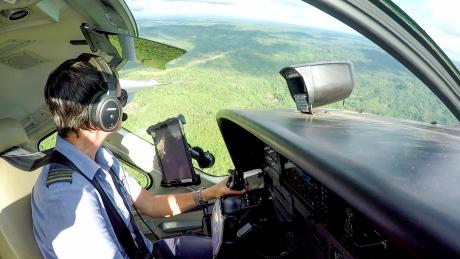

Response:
(147, 117), (200, 187)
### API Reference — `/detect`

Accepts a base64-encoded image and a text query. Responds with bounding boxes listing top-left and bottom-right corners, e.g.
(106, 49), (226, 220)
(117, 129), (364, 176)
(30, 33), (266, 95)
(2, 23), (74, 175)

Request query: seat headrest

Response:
(0, 118), (28, 153)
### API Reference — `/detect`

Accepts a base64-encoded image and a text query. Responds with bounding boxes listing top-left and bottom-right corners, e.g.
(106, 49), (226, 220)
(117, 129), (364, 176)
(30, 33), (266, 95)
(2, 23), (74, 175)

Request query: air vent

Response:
(0, 39), (34, 56)
(0, 50), (45, 69)
(0, 7), (31, 21)
(8, 8), (29, 20)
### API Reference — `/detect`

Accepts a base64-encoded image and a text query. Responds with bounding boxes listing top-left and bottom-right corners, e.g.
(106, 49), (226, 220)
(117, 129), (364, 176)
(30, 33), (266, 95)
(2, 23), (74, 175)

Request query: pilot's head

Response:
(44, 53), (126, 138)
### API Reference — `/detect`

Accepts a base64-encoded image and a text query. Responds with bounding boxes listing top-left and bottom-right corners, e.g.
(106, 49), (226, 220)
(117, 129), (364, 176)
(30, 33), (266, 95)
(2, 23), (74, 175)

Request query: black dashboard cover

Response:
(217, 108), (460, 257)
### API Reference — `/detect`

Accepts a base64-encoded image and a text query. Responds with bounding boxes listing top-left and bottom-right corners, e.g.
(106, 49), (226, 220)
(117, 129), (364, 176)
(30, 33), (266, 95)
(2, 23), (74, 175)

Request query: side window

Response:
(119, 160), (153, 190)
(38, 131), (57, 151)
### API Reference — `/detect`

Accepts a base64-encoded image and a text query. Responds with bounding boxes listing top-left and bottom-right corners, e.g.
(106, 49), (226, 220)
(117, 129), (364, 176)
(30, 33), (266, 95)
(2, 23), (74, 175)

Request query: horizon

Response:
(126, 0), (460, 64)
(133, 16), (460, 64)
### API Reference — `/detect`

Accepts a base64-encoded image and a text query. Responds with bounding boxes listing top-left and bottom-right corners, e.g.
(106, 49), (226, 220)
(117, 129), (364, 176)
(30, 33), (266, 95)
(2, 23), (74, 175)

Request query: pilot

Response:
(31, 53), (244, 259)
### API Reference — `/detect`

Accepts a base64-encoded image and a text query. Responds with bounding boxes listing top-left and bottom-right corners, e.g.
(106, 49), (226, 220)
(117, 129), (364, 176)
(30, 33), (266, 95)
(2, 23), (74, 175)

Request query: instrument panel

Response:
(217, 109), (460, 257)
(263, 145), (409, 259)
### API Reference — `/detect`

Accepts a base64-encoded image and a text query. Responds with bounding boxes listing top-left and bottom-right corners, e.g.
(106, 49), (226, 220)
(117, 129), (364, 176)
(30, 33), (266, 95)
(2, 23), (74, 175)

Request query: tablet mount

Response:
(189, 146), (215, 169)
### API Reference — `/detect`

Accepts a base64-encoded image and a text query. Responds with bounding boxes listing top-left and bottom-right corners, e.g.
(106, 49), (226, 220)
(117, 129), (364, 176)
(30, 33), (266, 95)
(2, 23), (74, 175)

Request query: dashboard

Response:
(264, 145), (406, 258)
(213, 144), (407, 258)
(214, 108), (460, 258)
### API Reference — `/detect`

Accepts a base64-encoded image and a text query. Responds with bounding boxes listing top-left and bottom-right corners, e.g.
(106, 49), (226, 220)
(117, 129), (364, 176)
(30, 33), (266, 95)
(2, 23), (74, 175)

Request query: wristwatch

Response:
(193, 188), (208, 206)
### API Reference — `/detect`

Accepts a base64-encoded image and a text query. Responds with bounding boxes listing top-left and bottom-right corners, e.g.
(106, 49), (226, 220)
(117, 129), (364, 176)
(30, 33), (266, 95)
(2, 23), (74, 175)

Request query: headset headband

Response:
(87, 56), (117, 95)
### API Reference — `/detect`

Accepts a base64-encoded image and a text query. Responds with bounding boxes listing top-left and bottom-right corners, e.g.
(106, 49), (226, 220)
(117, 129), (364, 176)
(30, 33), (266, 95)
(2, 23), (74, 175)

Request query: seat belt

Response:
(107, 167), (151, 257)
(39, 150), (151, 259)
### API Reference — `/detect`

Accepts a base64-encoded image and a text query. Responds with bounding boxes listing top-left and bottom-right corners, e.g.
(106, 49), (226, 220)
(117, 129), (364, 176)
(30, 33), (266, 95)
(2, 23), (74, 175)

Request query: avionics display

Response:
(263, 145), (408, 258)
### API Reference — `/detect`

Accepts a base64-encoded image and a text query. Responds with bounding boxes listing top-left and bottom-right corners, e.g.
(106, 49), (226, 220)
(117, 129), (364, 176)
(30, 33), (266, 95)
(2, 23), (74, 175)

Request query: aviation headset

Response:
(77, 54), (123, 132)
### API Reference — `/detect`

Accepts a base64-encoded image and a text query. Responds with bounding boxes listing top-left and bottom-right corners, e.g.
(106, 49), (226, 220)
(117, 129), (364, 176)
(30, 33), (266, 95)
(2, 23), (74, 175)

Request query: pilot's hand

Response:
(202, 177), (246, 201)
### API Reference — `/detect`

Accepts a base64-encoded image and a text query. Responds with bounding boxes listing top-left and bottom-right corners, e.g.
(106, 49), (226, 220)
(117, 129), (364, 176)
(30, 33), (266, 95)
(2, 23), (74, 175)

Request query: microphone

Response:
(122, 113), (128, 121)
(189, 146), (215, 168)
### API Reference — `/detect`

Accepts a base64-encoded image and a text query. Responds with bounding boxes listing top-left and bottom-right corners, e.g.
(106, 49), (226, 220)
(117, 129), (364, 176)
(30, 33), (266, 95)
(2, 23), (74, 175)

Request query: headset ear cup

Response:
(88, 91), (122, 132)
(88, 91), (104, 129)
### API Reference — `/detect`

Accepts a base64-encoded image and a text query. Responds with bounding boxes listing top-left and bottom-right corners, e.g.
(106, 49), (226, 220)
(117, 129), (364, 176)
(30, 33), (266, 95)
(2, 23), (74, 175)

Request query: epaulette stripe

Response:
(46, 177), (73, 187)
(48, 169), (74, 175)
(48, 171), (73, 176)
(47, 174), (72, 180)
(46, 168), (74, 188)
(47, 176), (72, 182)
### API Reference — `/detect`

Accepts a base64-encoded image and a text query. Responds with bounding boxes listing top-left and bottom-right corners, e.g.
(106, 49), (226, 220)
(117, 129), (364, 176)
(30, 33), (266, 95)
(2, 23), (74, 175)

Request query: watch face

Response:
(198, 189), (207, 205)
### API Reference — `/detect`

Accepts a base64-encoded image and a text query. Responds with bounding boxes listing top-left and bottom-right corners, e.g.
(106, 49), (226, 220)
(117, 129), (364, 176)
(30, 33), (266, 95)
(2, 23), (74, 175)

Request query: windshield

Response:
(121, 0), (458, 176)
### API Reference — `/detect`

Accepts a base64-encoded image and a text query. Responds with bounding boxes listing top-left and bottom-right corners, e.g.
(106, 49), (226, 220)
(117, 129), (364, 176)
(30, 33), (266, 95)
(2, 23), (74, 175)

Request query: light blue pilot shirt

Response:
(31, 135), (153, 258)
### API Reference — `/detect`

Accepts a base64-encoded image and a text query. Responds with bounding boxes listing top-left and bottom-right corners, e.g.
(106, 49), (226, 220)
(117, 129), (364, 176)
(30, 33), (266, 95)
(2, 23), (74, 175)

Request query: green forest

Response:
(119, 18), (458, 177)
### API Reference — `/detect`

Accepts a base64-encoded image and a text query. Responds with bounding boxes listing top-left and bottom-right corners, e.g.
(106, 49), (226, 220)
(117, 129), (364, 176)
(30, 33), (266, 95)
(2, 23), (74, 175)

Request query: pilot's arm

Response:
(133, 178), (244, 218)
(114, 155), (245, 217)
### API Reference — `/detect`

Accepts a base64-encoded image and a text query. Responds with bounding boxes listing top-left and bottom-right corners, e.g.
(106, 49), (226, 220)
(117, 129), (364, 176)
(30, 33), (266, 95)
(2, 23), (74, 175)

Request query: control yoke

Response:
(226, 169), (245, 191)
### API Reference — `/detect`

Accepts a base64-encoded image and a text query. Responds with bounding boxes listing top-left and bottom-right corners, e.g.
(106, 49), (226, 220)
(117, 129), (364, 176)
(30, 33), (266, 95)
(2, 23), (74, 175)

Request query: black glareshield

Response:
(147, 116), (201, 187)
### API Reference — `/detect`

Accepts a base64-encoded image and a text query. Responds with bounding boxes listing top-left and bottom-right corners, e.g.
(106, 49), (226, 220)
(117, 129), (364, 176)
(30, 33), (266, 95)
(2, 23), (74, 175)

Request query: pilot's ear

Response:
(86, 122), (98, 132)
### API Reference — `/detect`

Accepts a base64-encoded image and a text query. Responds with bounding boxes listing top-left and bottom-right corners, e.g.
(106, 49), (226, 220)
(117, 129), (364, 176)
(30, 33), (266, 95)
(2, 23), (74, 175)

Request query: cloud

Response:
(393, 0), (460, 61)
(125, 0), (460, 61)
(124, 0), (354, 34)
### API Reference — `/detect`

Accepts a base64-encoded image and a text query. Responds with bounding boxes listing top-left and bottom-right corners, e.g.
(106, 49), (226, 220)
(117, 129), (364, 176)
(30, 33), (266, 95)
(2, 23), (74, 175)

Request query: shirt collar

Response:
(96, 145), (116, 172)
(55, 135), (112, 180)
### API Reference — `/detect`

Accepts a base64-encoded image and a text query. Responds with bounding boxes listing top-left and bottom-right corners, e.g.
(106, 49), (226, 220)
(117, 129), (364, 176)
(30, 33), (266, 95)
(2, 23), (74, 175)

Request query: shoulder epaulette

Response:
(46, 164), (74, 187)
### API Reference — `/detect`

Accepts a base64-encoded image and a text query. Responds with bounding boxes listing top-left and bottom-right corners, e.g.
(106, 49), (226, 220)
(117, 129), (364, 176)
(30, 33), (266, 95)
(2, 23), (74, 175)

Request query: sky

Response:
(125, 0), (460, 61)
(393, 0), (460, 61)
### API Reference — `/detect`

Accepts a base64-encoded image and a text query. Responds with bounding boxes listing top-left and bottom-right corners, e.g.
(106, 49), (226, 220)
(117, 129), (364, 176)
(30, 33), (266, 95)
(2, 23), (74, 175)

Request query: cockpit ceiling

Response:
(0, 0), (90, 126)
(0, 0), (135, 33)
(0, 0), (137, 132)
(0, 1), (64, 33)
(0, 0), (38, 12)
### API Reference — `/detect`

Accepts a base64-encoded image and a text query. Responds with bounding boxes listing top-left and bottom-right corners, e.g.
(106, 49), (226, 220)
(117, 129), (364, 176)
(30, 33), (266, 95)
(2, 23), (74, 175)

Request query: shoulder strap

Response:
(44, 151), (148, 259)
(107, 167), (151, 257)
